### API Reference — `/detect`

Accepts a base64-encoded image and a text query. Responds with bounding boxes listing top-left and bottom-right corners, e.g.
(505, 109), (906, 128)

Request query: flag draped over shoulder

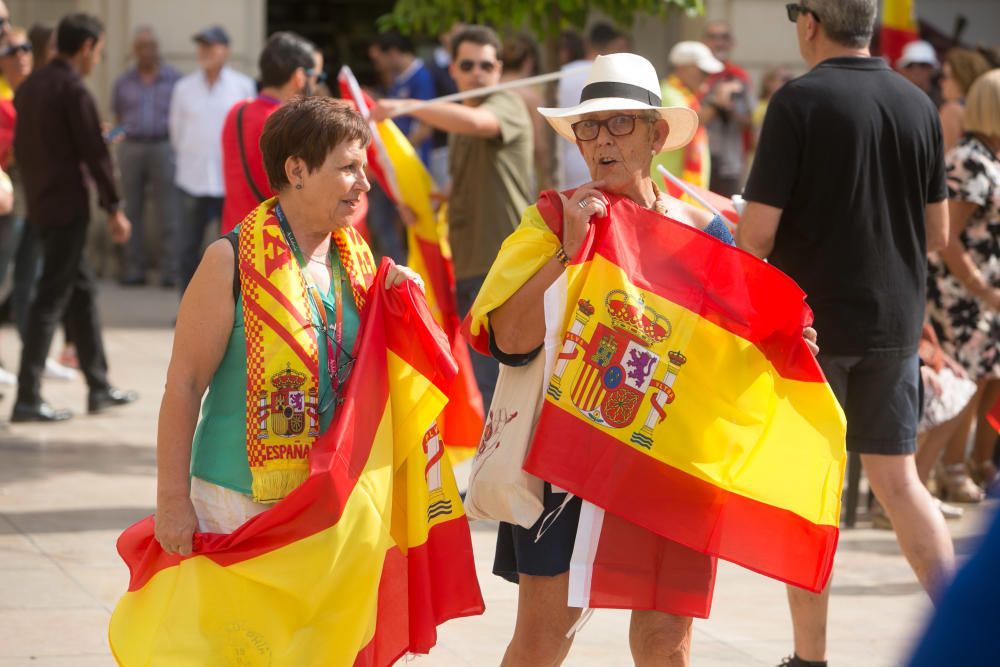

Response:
(881, 0), (919, 67)
(109, 261), (484, 666)
(338, 67), (484, 459)
(468, 190), (846, 596)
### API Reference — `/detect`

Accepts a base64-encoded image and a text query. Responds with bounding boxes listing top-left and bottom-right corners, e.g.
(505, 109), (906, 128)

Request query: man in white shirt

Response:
(169, 25), (254, 294)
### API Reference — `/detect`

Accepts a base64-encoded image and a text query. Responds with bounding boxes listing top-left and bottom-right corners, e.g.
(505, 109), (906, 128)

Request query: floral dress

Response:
(927, 135), (1000, 380)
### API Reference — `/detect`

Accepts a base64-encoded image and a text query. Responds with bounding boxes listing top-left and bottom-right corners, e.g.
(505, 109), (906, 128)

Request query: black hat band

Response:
(580, 81), (661, 107)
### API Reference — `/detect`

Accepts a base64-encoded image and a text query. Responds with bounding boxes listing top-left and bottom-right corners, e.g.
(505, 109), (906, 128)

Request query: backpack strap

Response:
(224, 229), (240, 302)
(236, 101), (268, 203)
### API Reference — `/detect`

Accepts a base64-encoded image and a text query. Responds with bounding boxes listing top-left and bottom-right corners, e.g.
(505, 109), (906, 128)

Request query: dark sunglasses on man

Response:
(457, 59), (498, 73)
(570, 114), (655, 142)
(305, 68), (328, 84)
(786, 3), (821, 23)
(2, 43), (30, 58)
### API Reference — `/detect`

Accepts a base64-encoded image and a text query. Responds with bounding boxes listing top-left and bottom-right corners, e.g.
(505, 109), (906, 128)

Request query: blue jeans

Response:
(455, 275), (499, 409)
(176, 188), (223, 295)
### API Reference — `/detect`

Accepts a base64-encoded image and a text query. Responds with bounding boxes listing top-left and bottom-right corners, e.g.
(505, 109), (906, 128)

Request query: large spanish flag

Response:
(881, 0), (919, 67)
(109, 261), (484, 666)
(339, 67), (484, 459)
(468, 190), (846, 594)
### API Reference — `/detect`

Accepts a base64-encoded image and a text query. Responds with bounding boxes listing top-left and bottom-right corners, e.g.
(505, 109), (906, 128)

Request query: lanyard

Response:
(274, 203), (346, 402)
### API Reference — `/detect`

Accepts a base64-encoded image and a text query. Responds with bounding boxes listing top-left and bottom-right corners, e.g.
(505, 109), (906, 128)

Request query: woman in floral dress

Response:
(927, 70), (1000, 497)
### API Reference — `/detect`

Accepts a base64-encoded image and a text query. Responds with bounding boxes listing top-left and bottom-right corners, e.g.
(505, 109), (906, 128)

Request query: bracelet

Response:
(555, 245), (570, 267)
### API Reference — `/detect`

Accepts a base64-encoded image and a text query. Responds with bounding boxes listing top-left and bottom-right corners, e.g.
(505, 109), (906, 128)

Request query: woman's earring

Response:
(295, 182), (303, 190)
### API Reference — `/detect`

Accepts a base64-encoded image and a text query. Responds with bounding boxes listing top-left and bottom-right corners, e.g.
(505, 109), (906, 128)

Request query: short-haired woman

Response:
(154, 97), (420, 554)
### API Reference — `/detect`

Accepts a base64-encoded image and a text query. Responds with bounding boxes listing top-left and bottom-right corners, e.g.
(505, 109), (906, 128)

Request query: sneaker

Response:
(0, 366), (16, 386)
(44, 358), (77, 381)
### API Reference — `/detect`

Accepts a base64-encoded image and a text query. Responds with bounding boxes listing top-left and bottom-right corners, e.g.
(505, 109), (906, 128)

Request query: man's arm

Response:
(371, 98), (500, 139)
(925, 199), (949, 253)
(67, 85), (120, 215)
(736, 201), (782, 259)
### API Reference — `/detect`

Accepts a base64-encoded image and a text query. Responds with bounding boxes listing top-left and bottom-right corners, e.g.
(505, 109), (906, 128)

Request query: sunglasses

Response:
(1, 43), (30, 57)
(457, 59), (497, 73)
(786, 3), (821, 23)
(305, 68), (328, 84)
(571, 114), (654, 142)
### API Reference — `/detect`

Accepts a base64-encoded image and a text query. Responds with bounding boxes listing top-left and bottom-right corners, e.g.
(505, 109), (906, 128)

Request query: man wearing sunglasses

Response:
(220, 31), (318, 235)
(372, 24), (534, 409)
(738, 1), (954, 666)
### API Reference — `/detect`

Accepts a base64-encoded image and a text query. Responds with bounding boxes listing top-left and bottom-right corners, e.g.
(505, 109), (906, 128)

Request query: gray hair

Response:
(806, 0), (876, 48)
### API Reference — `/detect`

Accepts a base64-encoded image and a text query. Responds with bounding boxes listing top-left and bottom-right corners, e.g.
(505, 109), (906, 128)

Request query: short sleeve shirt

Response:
(744, 57), (947, 355)
(448, 90), (534, 281)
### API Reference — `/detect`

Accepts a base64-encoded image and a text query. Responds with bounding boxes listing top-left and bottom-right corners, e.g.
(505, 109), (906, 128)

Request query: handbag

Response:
(464, 272), (568, 528)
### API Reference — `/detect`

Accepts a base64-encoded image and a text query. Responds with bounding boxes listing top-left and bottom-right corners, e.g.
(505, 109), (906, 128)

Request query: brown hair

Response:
(450, 25), (501, 61)
(260, 97), (371, 191)
(501, 32), (539, 75)
(945, 48), (992, 97)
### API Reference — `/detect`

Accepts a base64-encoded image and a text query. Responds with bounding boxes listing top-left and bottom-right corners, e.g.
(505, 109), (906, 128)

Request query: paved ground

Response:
(0, 283), (993, 666)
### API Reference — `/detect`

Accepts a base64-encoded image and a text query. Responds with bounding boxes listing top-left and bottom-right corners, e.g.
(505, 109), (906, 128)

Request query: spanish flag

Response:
(339, 67), (484, 458)
(881, 0), (919, 67)
(468, 190), (846, 594)
(109, 261), (484, 666)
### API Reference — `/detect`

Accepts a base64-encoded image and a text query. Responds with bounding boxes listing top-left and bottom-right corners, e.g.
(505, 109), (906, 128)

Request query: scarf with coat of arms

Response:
(238, 197), (377, 503)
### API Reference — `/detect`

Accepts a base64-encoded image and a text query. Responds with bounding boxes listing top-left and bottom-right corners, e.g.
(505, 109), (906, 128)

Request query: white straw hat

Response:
(538, 53), (699, 152)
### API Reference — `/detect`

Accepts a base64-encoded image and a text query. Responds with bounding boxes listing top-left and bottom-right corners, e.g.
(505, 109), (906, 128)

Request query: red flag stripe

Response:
(241, 260), (312, 330)
(525, 405), (839, 593)
(242, 295), (317, 374)
(568, 194), (824, 383)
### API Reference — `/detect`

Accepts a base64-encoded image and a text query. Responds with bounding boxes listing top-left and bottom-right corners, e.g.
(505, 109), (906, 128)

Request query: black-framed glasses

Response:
(786, 3), (821, 23)
(571, 114), (654, 142)
(1, 43), (30, 57)
(305, 68), (328, 84)
(457, 59), (497, 73)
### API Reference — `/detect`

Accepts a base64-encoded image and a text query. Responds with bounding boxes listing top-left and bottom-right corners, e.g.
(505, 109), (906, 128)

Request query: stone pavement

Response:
(0, 283), (993, 667)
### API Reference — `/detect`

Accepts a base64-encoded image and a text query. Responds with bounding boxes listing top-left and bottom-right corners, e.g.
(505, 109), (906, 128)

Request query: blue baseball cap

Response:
(193, 26), (230, 46)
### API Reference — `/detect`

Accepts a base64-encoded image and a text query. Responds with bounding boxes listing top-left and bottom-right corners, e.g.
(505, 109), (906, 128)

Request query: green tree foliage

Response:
(379, 0), (704, 40)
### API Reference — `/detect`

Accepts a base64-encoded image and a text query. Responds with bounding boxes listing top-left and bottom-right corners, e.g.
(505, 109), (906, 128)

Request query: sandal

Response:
(969, 460), (998, 489)
(942, 463), (985, 503)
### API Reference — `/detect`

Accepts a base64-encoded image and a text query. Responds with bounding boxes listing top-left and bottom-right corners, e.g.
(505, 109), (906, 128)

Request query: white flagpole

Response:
(656, 165), (724, 219)
(338, 65), (405, 201)
(388, 63), (591, 118)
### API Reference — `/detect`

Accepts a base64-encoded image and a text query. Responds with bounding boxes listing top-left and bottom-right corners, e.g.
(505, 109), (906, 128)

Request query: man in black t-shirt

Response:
(737, 2), (953, 667)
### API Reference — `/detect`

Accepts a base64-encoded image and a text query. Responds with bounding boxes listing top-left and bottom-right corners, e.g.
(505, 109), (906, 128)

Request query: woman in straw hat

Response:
(466, 53), (786, 667)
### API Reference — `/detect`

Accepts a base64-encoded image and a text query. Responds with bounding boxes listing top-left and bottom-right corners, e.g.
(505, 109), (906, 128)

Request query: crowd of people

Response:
(0, 0), (999, 665)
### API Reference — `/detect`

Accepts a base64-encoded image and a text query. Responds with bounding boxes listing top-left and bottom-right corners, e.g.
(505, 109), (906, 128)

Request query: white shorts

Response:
(189, 476), (271, 534)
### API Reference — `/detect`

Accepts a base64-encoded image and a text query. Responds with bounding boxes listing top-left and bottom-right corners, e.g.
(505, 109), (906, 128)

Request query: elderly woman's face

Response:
(575, 111), (667, 193)
(300, 139), (370, 229)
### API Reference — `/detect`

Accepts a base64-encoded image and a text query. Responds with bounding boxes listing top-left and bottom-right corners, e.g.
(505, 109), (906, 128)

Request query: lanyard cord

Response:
(274, 203), (346, 401)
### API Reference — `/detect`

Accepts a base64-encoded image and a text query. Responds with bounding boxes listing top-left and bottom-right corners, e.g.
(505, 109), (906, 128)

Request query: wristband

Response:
(555, 245), (570, 267)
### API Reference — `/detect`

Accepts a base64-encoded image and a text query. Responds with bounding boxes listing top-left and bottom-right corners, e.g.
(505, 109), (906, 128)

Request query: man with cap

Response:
(169, 25), (254, 295)
(651, 41), (723, 192)
(897, 39), (940, 98)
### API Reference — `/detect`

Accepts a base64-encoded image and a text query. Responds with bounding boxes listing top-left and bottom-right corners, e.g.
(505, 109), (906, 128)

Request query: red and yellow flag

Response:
(881, 0), (919, 67)
(469, 191), (846, 594)
(339, 67), (484, 460)
(109, 261), (484, 666)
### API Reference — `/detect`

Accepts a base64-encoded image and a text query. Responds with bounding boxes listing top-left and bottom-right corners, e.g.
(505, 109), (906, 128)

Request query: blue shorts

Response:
(493, 483), (582, 582)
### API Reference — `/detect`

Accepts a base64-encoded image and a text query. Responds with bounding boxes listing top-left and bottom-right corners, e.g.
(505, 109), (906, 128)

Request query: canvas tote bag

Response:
(464, 272), (568, 528)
